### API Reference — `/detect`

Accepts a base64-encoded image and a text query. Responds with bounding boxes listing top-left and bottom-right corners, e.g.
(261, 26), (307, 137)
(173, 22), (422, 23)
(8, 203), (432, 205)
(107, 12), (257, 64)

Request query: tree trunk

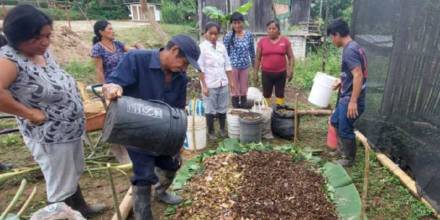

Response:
(140, 0), (168, 44)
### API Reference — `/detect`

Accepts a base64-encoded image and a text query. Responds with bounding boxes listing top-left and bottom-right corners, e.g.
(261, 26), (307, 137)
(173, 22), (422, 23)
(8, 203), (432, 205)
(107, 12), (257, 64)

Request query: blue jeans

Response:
(126, 148), (181, 186)
(330, 97), (365, 140)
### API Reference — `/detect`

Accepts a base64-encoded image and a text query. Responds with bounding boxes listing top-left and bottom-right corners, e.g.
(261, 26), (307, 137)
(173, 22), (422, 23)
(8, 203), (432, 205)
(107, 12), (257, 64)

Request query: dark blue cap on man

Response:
(170, 35), (201, 71)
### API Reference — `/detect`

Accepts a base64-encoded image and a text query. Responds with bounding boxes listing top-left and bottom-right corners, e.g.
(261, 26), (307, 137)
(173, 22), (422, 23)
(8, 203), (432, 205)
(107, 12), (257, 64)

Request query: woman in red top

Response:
(254, 20), (295, 106)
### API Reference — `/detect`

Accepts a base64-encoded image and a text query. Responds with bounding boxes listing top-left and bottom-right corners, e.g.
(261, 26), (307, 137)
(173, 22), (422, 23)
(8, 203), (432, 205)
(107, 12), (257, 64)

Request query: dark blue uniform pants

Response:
(330, 97), (365, 140)
(126, 148), (181, 186)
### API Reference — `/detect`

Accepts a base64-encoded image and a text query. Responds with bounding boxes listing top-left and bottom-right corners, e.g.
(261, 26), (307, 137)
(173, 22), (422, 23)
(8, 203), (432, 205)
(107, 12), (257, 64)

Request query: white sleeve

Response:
(222, 44), (232, 71)
(197, 44), (205, 73)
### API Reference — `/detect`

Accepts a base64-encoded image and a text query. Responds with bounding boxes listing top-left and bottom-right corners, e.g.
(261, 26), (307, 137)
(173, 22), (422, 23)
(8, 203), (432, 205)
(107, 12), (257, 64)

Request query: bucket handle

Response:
(149, 99), (181, 119)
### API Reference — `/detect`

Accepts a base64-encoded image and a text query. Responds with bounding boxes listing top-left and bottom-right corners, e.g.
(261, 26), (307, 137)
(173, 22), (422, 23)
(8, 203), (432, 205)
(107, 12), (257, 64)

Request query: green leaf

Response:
(164, 205), (177, 216)
(202, 6), (225, 20)
(235, 1), (253, 15)
(334, 184), (362, 220)
(322, 162), (353, 188)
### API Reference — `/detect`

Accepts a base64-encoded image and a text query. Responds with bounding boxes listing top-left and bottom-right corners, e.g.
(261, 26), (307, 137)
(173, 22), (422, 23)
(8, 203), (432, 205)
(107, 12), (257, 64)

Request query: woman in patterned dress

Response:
(91, 20), (143, 83)
(0, 5), (105, 217)
(223, 12), (256, 108)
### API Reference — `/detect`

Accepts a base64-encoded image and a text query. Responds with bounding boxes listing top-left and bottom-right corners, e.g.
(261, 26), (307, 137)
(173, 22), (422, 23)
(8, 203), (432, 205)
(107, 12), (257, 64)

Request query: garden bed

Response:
(175, 151), (337, 219)
(168, 140), (363, 220)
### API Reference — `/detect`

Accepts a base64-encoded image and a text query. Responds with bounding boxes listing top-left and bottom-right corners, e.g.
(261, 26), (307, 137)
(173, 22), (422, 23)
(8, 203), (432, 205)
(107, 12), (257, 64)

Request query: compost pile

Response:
(175, 151), (337, 220)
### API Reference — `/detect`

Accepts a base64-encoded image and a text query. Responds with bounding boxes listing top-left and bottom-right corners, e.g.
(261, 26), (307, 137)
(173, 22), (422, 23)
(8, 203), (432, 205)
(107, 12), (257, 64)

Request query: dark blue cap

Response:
(170, 35), (201, 71)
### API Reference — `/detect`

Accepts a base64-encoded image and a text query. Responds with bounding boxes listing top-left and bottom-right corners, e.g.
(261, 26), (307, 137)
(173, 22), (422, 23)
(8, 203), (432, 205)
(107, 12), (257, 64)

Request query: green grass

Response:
(349, 147), (433, 220)
(63, 60), (96, 84)
(69, 23), (197, 84)
(295, 116), (434, 219)
(293, 44), (341, 90)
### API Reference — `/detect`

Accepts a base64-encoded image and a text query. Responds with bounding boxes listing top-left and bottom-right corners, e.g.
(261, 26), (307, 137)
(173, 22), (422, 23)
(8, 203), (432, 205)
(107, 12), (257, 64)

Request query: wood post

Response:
(294, 93), (299, 144)
(111, 187), (133, 220)
(140, 0), (168, 44)
(355, 131), (370, 220)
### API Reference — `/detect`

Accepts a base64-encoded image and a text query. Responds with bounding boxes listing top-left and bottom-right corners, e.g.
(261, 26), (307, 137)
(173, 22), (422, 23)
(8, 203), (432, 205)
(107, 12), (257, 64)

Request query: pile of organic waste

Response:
(174, 151), (337, 220)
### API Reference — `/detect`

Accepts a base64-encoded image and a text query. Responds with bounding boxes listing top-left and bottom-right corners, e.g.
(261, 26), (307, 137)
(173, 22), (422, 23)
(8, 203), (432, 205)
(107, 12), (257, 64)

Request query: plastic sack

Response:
(247, 87), (264, 102)
(30, 203), (86, 220)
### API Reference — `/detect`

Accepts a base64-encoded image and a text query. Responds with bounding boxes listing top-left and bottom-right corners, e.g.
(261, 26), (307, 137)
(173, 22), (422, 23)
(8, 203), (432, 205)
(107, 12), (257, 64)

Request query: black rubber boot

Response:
(206, 114), (216, 140)
(231, 96), (240, 108)
(64, 186), (107, 218)
(133, 185), (153, 220)
(337, 139), (357, 167)
(217, 113), (227, 138)
(240, 96), (252, 109)
(154, 168), (182, 205)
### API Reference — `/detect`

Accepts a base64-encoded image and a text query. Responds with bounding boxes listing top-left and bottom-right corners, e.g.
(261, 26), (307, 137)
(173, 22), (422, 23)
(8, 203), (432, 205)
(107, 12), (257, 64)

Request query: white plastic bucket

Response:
(184, 116), (207, 151)
(227, 109), (247, 139)
(308, 72), (338, 108)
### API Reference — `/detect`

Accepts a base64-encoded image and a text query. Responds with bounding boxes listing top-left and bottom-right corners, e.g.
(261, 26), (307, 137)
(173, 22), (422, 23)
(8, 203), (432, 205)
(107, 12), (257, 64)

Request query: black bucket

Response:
(102, 96), (187, 156)
(271, 105), (295, 140)
(239, 112), (264, 143)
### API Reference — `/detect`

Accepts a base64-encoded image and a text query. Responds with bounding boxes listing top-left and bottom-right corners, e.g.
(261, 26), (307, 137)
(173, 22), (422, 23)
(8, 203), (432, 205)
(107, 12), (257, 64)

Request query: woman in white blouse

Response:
(198, 22), (236, 140)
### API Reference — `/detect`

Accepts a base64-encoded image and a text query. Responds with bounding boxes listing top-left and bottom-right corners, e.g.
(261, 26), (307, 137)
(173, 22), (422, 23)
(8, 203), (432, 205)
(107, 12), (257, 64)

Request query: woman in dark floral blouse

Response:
(91, 20), (143, 83)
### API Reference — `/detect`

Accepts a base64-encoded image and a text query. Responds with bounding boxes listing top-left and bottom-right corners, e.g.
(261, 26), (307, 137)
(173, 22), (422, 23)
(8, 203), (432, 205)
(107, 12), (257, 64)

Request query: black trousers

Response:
(262, 71), (287, 98)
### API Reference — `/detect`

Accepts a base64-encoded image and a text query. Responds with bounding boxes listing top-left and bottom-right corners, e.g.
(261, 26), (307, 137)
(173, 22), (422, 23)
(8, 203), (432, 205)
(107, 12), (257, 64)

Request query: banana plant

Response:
(202, 0), (253, 29)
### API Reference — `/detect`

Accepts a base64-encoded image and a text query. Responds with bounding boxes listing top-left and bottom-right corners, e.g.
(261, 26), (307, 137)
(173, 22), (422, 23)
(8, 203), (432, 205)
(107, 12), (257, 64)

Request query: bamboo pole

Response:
(0, 179), (27, 220)
(111, 187), (133, 220)
(107, 163), (122, 220)
(355, 131), (440, 219)
(16, 186), (37, 218)
(297, 109), (332, 116)
(355, 131), (370, 220)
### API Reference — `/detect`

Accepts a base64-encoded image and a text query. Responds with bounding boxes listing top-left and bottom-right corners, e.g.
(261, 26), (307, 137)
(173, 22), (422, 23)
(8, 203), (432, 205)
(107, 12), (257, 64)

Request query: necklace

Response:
(100, 41), (115, 53)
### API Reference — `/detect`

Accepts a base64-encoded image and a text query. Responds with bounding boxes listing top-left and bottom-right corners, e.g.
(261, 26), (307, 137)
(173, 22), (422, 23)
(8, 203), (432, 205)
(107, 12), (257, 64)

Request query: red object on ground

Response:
(327, 123), (338, 150)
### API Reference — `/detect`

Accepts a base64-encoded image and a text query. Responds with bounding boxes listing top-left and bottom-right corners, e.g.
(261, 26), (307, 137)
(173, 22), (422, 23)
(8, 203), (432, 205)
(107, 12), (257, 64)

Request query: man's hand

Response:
(103, 83), (123, 101)
(287, 69), (293, 82)
(28, 108), (46, 125)
(347, 101), (359, 119)
(332, 79), (341, 91)
(202, 87), (209, 97)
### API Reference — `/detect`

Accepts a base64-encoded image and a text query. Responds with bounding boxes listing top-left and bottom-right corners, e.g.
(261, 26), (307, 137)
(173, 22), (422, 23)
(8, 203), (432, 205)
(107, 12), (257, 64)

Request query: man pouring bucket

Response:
(103, 35), (201, 219)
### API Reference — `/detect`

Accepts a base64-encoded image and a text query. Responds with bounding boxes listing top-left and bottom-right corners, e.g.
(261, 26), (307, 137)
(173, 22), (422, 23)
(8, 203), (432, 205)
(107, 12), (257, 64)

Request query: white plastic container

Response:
(308, 72), (338, 108)
(227, 109), (247, 139)
(184, 116), (207, 151)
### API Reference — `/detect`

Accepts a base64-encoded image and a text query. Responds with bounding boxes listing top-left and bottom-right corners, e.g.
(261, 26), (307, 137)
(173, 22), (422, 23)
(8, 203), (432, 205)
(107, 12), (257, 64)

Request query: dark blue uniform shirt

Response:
(107, 49), (187, 109)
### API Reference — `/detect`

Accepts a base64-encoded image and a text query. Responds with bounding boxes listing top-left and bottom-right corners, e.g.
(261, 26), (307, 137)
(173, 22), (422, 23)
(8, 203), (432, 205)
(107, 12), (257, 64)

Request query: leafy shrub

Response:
(292, 44), (341, 90)
(161, 0), (197, 25)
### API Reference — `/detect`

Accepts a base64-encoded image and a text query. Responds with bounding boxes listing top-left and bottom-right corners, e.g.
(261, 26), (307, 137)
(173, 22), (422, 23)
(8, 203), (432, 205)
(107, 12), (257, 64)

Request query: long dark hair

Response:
(204, 22), (221, 34)
(3, 4), (53, 50)
(228, 12), (245, 51)
(93, 20), (110, 45)
(0, 33), (7, 48)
